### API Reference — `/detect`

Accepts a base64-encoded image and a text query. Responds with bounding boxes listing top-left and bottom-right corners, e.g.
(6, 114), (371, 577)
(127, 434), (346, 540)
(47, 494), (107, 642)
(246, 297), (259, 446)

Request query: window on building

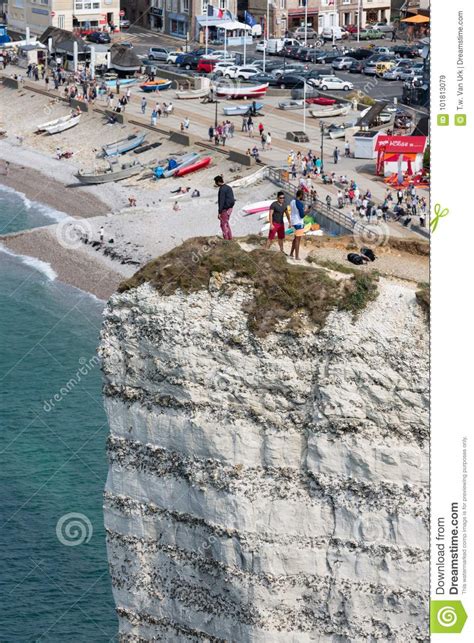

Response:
(170, 19), (186, 36)
(182, 0), (189, 12)
(219, 0), (227, 9)
(58, 15), (65, 29)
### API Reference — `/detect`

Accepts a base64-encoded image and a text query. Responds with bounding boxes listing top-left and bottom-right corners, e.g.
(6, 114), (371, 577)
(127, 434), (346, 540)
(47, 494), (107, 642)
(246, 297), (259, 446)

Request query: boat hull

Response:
(175, 89), (209, 99)
(140, 80), (172, 92)
(215, 83), (268, 99)
(44, 115), (81, 135)
(162, 153), (200, 178)
(75, 164), (142, 184)
(174, 156), (212, 177)
(309, 105), (350, 118)
(103, 134), (147, 157)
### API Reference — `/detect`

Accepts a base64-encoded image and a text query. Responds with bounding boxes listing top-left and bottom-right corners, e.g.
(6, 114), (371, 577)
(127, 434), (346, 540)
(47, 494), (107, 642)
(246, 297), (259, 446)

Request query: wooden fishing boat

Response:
(37, 114), (80, 134)
(278, 100), (305, 111)
(44, 114), (81, 135)
(175, 87), (210, 99)
(309, 104), (350, 119)
(223, 102), (263, 116)
(102, 133), (147, 157)
(174, 156), (212, 177)
(75, 160), (142, 185)
(139, 79), (172, 92)
(215, 83), (269, 99)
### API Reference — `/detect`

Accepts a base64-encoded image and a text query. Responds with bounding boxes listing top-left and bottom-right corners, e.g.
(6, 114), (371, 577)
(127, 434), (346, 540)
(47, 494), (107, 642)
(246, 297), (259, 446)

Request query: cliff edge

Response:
(100, 239), (429, 642)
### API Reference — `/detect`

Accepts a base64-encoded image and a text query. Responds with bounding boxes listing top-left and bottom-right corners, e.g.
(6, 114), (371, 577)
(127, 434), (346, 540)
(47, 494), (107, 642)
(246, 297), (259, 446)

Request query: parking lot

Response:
(115, 26), (428, 113)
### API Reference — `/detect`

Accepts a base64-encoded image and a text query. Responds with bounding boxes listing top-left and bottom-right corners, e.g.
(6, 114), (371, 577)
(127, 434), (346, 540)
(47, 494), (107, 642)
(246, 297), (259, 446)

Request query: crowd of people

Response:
(208, 121), (235, 146)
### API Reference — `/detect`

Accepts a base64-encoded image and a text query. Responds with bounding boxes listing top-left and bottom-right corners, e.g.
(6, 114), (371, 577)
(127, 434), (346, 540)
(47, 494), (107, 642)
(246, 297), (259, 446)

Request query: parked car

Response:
(397, 65), (425, 81)
(382, 60), (417, 80)
(245, 72), (279, 86)
(371, 46), (393, 55)
(166, 51), (182, 64)
(276, 74), (306, 89)
(316, 76), (354, 91)
(349, 48), (375, 60)
(148, 47), (169, 61)
(119, 42), (134, 49)
(332, 56), (356, 70)
(300, 49), (325, 63)
(272, 64), (306, 77)
(303, 67), (332, 80)
(316, 52), (341, 64)
(196, 58), (217, 73)
(356, 28), (384, 40)
(369, 22), (394, 33)
(223, 65), (260, 80)
(392, 45), (418, 58)
(178, 53), (203, 70)
(292, 27), (320, 41)
(119, 19), (131, 30)
(364, 55), (395, 74)
(212, 61), (237, 76)
(348, 59), (365, 73)
(256, 41), (266, 52)
(86, 32), (111, 44)
(321, 26), (344, 41)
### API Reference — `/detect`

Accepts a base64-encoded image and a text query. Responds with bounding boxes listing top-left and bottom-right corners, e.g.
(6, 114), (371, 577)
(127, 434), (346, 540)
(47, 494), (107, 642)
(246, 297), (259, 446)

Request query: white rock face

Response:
(100, 273), (429, 642)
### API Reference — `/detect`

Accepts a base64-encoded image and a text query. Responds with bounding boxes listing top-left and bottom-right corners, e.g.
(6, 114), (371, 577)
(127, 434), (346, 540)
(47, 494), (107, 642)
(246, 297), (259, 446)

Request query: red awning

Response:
(375, 135), (427, 154)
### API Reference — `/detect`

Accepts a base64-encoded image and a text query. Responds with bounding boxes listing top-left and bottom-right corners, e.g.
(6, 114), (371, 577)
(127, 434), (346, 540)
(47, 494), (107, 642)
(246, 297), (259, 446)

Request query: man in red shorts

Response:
(266, 191), (290, 253)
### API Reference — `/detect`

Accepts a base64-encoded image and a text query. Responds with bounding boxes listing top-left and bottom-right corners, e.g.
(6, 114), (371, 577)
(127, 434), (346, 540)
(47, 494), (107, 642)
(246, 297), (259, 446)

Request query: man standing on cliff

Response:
(214, 175), (235, 240)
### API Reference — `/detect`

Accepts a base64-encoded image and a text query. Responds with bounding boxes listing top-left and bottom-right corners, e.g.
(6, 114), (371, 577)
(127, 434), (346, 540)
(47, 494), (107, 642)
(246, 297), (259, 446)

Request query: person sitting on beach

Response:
(191, 189), (200, 198)
(128, 196), (137, 207)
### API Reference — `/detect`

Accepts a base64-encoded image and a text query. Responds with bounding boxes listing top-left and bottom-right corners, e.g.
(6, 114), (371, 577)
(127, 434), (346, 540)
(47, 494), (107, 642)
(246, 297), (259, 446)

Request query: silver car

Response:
(148, 47), (169, 62)
(332, 57), (356, 70)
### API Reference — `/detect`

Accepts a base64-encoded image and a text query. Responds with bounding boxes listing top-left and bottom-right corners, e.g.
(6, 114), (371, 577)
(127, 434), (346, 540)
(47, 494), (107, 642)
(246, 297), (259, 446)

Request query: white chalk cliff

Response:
(100, 267), (429, 642)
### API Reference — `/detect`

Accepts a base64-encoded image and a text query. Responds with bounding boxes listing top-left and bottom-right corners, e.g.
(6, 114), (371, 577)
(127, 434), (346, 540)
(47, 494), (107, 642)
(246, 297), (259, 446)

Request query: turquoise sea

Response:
(0, 187), (117, 641)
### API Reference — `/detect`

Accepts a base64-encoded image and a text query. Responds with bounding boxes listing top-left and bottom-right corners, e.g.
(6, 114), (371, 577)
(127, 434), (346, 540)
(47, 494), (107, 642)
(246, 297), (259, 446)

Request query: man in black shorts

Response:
(266, 191), (291, 253)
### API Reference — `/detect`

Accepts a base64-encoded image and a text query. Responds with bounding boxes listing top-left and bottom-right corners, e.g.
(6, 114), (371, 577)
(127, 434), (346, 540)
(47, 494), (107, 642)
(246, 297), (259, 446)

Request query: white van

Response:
(321, 26), (343, 41)
(251, 24), (262, 37)
(266, 39), (285, 55)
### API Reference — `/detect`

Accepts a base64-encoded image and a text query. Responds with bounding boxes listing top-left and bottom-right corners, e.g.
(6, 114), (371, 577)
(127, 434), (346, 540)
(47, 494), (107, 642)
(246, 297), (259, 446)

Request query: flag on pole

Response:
(217, 8), (224, 19)
(244, 11), (257, 27)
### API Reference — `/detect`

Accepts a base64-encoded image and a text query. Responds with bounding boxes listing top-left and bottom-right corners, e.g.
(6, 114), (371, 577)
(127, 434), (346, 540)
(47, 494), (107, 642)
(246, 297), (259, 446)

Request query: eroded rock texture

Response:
(100, 273), (429, 642)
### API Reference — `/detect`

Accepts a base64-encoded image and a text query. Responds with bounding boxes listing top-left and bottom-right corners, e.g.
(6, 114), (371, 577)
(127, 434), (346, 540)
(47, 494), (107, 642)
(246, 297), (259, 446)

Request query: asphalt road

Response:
(116, 26), (422, 107)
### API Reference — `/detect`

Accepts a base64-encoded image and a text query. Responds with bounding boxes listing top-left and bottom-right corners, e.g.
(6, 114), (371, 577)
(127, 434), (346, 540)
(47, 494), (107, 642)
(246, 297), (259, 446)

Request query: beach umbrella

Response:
(401, 15), (430, 24)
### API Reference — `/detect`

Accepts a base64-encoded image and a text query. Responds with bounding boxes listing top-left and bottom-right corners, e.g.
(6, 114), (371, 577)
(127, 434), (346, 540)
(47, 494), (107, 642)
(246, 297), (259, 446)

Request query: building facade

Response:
(7, 0), (120, 36)
(338, 0), (392, 29)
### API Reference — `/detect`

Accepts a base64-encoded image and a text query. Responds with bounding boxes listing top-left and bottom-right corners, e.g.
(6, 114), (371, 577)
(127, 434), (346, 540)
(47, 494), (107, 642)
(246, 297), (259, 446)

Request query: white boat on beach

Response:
(175, 87), (209, 99)
(37, 114), (81, 134)
(327, 123), (359, 139)
(44, 114), (81, 134)
(309, 104), (350, 119)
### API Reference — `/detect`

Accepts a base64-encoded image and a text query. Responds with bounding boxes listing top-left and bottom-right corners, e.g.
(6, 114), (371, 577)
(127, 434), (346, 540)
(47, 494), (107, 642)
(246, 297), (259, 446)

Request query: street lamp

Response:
(320, 122), (325, 172)
(304, 0), (308, 46)
(214, 98), (220, 128)
(357, 0), (361, 43)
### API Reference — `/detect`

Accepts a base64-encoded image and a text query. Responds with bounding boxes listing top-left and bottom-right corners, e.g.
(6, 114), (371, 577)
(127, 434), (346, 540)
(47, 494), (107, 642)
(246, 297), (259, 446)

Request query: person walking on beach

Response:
(266, 132), (272, 150)
(99, 226), (104, 243)
(151, 108), (158, 126)
(116, 79), (120, 95)
(333, 147), (340, 164)
(141, 97), (147, 115)
(266, 192), (291, 254)
(215, 175), (235, 240)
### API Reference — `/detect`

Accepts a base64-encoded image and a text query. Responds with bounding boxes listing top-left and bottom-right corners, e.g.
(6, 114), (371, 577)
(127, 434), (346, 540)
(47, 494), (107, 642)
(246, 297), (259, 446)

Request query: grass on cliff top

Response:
(119, 238), (378, 336)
